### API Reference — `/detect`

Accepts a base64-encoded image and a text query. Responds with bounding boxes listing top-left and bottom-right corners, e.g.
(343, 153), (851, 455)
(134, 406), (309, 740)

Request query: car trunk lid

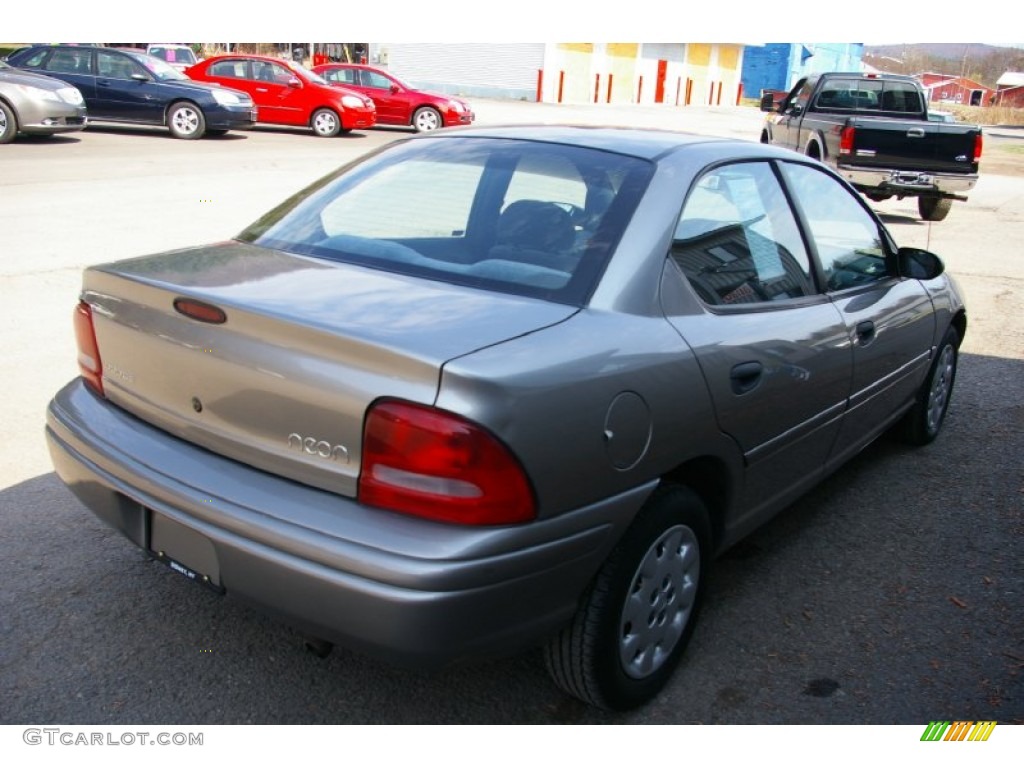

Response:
(81, 241), (576, 497)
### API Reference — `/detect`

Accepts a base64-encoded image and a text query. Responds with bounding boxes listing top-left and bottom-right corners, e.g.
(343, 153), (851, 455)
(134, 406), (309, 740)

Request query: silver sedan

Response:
(0, 60), (87, 143)
(46, 126), (966, 711)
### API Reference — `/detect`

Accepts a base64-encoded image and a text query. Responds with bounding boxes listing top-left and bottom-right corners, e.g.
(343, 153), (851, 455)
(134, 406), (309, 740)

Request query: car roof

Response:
(421, 124), (739, 161)
(203, 53), (296, 64)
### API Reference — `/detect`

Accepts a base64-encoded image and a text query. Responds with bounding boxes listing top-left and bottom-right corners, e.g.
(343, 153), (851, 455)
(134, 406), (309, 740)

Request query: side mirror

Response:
(287, 77), (302, 89)
(130, 73), (150, 82)
(759, 92), (776, 112)
(897, 247), (945, 280)
(390, 84), (399, 94)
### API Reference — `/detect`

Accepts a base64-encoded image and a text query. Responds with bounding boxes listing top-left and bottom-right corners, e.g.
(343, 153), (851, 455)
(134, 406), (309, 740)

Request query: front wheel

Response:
(545, 485), (710, 710)
(167, 102), (205, 140)
(412, 106), (442, 132)
(0, 100), (19, 144)
(918, 196), (953, 221)
(311, 108), (341, 138)
(897, 326), (960, 445)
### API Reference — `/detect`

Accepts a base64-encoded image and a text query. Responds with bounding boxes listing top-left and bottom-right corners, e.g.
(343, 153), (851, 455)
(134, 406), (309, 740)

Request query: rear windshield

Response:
(238, 137), (654, 305)
(815, 78), (924, 114)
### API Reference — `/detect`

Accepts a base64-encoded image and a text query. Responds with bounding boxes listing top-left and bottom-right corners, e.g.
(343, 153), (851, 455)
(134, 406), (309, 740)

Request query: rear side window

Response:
(208, 60), (249, 79)
(44, 49), (92, 76)
(671, 162), (815, 307)
(241, 137), (654, 305)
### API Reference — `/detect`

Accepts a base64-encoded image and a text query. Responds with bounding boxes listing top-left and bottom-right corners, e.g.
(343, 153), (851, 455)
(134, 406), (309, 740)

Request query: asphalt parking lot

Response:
(1, 100), (1021, 726)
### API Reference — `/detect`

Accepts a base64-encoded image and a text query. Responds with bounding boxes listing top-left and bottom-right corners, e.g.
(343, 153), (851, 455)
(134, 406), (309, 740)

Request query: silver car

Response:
(46, 126), (966, 710)
(0, 60), (87, 143)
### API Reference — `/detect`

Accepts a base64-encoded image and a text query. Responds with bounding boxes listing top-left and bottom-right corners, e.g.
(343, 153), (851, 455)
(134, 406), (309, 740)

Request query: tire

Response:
(918, 196), (953, 222)
(311, 108), (341, 138)
(167, 102), (205, 140)
(412, 106), (442, 132)
(898, 326), (960, 446)
(0, 100), (17, 145)
(545, 485), (710, 710)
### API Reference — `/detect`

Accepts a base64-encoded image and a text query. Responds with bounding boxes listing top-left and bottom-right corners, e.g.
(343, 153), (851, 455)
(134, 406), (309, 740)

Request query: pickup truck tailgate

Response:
(847, 118), (981, 174)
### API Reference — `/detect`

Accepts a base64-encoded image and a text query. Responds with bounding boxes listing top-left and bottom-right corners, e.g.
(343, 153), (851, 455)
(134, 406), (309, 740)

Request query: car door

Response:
(200, 58), (263, 116)
(356, 68), (408, 124)
(777, 160), (937, 466)
(94, 50), (164, 123)
(243, 60), (310, 126)
(770, 77), (813, 151)
(665, 161), (852, 528)
(36, 47), (96, 104)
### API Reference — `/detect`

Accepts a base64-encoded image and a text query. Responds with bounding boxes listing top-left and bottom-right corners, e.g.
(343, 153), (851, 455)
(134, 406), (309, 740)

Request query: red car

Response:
(311, 63), (473, 132)
(185, 54), (375, 137)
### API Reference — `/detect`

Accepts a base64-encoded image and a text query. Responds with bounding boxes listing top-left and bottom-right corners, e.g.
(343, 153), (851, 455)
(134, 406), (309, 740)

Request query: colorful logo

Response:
(921, 721), (997, 742)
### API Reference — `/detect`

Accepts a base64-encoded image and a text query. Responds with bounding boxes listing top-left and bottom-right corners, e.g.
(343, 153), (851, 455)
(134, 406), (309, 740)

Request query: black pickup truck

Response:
(759, 72), (982, 221)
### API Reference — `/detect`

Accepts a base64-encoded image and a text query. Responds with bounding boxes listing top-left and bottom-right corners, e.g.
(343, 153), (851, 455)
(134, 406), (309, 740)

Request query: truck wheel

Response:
(918, 197), (953, 222)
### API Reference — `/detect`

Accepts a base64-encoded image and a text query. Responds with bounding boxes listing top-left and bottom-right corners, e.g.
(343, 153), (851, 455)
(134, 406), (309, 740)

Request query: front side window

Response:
(324, 67), (358, 86)
(671, 162), (815, 307)
(361, 70), (394, 90)
(97, 51), (141, 80)
(779, 162), (890, 291)
(240, 138), (653, 305)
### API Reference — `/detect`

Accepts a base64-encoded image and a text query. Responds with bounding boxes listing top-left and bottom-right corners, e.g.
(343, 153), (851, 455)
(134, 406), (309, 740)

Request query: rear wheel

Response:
(0, 101), (18, 144)
(167, 102), (205, 140)
(918, 196), (953, 221)
(545, 485), (710, 710)
(412, 106), (442, 132)
(311, 108), (341, 137)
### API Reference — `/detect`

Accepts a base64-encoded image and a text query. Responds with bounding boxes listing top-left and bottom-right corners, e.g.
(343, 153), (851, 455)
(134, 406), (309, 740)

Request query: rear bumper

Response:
(838, 165), (978, 199)
(46, 379), (648, 667)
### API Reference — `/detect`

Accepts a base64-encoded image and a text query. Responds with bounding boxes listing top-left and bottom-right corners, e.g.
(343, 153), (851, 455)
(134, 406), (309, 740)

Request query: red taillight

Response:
(974, 133), (983, 163)
(839, 125), (855, 154)
(73, 301), (104, 397)
(358, 400), (536, 525)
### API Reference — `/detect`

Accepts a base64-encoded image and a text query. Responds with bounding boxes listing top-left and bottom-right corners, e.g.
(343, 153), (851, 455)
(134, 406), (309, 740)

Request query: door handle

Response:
(856, 320), (876, 345)
(730, 361), (764, 395)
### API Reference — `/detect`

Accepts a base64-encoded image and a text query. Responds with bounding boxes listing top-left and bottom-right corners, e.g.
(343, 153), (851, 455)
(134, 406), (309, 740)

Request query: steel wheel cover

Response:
(0, 110), (8, 136)
(619, 524), (700, 679)
(314, 112), (337, 134)
(927, 344), (955, 434)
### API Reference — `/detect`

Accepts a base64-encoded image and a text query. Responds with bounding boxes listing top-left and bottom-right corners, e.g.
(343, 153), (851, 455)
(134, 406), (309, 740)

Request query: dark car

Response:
(5, 45), (255, 139)
(185, 54), (375, 138)
(0, 60), (87, 143)
(47, 127), (965, 711)
(312, 62), (473, 131)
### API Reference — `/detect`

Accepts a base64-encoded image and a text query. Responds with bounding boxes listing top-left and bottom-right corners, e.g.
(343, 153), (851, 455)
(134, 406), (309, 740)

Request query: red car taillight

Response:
(358, 400), (536, 525)
(974, 133), (983, 163)
(74, 301), (104, 397)
(839, 125), (855, 154)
